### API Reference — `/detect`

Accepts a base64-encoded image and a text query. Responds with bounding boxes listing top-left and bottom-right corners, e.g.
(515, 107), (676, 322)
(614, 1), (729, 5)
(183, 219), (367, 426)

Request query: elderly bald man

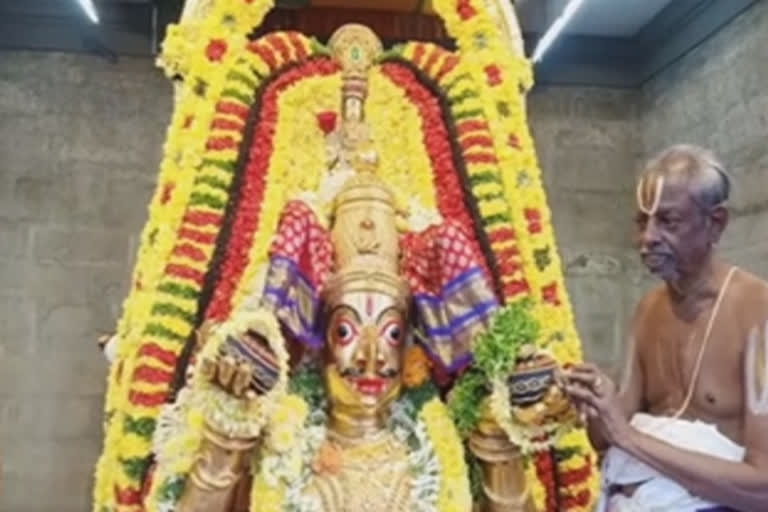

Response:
(566, 145), (768, 511)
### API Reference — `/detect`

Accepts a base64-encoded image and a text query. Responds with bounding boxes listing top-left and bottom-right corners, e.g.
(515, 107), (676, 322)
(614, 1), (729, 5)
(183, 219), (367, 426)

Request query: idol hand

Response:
(200, 330), (280, 399)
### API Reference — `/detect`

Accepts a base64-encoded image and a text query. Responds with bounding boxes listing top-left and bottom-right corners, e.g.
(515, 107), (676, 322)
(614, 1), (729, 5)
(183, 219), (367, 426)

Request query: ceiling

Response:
(564, 0), (673, 37)
(0, 0), (759, 87)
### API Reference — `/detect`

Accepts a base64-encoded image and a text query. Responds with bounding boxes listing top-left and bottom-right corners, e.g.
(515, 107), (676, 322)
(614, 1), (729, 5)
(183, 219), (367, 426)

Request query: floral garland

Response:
(421, 398), (472, 511)
(225, 61), (342, 316)
(429, 1), (599, 510)
(93, 24), (331, 512)
(250, 377), (469, 512)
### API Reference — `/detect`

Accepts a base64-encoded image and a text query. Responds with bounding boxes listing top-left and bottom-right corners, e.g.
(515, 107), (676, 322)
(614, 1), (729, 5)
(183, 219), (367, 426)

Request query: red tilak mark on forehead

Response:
(366, 295), (374, 317)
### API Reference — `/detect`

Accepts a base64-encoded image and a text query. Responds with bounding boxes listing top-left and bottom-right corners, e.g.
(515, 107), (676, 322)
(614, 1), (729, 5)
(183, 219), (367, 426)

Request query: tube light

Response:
(76, 0), (100, 24)
(531, 0), (586, 63)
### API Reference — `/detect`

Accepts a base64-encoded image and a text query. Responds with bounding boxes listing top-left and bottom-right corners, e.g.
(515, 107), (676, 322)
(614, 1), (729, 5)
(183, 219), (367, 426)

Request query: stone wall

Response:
(640, 0), (768, 279)
(0, 52), (171, 511)
(528, 87), (640, 373)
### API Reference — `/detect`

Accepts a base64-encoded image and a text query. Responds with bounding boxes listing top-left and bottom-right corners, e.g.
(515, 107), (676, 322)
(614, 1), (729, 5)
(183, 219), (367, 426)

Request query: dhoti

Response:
(597, 413), (744, 512)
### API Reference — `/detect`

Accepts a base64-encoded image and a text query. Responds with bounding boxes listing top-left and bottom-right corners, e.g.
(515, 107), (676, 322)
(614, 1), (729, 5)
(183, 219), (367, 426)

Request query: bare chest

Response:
(640, 307), (744, 425)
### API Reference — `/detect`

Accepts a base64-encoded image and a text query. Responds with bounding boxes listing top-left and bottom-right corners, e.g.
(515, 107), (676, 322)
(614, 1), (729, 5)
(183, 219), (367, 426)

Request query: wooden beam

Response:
(254, 7), (449, 45)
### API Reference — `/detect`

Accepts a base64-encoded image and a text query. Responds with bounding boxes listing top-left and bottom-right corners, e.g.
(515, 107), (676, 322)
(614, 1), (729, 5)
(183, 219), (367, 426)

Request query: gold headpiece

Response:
(323, 25), (408, 309)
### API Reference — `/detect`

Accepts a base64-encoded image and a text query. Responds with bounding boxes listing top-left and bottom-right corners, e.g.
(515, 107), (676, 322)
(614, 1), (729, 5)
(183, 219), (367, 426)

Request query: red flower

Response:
(115, 485), (142, 505)
(504, 279), (530, 298)
(525, 207), (543, 234)
(489, 227), (516, 243)
(160, 182), (175, 205)
(140, 463), (155, 500)
(485, 65), (503, 86)
(267, 33), (291, 61)
(542, 283), (561, 306)
(206, 136), (238, 151)
(212, 117), (245, 131)
(524, 208), (541, 221)
(457, 0), (477, 20)
(205, 58), (339, 321)
(536, 452), (554, 472)
(206, 39), (228, 62)
(217, 101), (250, 121)
(508, 133), (520, 148)
(316, 111), (337, 135)
(287, 32), (308, 60)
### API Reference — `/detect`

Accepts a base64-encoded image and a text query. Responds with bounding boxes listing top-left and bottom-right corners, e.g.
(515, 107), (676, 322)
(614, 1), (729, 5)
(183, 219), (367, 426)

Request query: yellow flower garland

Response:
(366, 67), (439, 215)
(249, 393), (310, 512)
(432, 0), (598, 509)
(95, 2), (277, 508)
(421, 398), (473, 512)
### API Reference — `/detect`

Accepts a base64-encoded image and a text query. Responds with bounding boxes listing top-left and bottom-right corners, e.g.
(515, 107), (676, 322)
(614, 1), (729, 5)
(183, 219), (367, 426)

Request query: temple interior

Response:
(0, 0), (766, 510)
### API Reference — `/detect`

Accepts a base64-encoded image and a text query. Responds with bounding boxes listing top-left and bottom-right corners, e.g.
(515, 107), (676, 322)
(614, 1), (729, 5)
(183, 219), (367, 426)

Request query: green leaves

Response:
(473, 299), (539, 378)
(289, 364), (327, 413)
(448, 300), (540, 439)
(448, 368), (488, 438)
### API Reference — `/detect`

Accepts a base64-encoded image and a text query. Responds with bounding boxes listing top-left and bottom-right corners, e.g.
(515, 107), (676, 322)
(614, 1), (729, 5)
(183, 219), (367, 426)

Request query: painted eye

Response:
(335, 320), (357, 346)
(381, 321), (403, 346)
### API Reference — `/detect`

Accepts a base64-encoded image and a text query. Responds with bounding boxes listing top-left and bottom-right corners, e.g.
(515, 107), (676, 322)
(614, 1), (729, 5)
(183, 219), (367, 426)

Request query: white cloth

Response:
(597, 413), (745, 512)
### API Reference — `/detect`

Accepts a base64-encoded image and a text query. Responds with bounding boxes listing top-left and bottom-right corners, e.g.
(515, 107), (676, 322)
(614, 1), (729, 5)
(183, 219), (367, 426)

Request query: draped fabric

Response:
(262, 200), (332, 348)
(401, 220), (499, 373)
(263, 201), (499, 372)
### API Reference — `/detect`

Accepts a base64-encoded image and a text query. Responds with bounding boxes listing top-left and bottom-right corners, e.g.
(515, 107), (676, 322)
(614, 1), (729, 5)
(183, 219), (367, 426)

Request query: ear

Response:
(709, 205), (729, 244)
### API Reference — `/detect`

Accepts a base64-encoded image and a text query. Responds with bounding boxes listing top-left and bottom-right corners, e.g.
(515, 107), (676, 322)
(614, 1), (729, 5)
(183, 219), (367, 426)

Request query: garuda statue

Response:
(93, 2), (598, 512)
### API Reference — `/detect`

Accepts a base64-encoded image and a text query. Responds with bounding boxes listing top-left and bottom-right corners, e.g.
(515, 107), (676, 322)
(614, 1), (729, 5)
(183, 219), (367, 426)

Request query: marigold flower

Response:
(403, 345), (431, 388)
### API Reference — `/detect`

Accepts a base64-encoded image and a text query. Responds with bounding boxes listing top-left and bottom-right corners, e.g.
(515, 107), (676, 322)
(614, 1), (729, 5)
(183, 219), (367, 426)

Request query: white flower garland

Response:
(251, 392), (447, 512)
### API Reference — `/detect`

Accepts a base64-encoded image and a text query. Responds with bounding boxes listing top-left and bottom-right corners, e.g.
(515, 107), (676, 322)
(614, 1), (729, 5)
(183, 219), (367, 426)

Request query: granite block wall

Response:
(640, 1), (768, 279)
(527, 86), (641, 373)
(0, 52), (171, 511)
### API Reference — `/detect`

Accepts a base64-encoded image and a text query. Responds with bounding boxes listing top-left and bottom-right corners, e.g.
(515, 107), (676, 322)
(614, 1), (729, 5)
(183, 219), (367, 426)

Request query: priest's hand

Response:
(563, 363), (633, 448)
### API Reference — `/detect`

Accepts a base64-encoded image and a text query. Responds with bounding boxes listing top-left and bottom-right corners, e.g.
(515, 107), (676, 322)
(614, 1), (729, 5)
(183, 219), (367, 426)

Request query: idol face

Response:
(324, 290), (405, 414)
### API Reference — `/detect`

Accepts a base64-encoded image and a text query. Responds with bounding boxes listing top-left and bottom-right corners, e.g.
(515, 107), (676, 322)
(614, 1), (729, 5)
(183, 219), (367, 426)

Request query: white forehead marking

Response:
(636, 175), (665, 215)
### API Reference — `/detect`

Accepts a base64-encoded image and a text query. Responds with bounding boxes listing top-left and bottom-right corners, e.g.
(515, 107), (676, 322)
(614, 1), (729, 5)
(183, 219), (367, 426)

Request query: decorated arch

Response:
(93, 1), (598, 511)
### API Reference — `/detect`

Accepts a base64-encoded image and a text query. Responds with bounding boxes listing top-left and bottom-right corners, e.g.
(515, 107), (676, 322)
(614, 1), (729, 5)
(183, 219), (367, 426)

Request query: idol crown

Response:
(323, 24), (408, 309)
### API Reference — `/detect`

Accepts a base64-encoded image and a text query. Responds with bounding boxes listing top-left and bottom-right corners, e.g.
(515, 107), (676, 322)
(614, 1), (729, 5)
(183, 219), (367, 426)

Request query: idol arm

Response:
(177, 322), (280, 512)
(469, 410), (535, 512)
(176, 425), (260, 512)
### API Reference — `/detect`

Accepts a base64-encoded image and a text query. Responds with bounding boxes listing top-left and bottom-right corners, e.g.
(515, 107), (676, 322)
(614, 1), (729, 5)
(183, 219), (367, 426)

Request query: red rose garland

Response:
(205, 58), (340, 321)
